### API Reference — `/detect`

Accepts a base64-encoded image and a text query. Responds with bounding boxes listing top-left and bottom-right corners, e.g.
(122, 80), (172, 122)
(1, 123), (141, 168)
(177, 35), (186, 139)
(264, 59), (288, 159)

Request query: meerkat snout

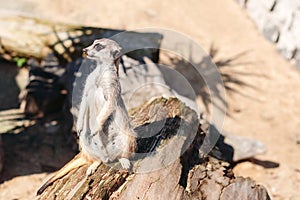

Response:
(82, 48), (88, 55)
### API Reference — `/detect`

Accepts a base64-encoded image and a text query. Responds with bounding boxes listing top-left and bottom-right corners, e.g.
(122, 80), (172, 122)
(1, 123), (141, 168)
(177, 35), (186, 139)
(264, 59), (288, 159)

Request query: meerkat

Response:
(37, 39), (136, 195)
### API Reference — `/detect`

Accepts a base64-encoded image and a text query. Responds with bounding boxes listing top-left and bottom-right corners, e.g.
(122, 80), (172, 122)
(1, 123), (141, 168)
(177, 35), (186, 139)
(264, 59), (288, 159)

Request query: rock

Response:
(224, 134), (267, 162)
(247, 0), (268, 29)
(235, 0), (247, 7)
(295, 51), (300, 70)
(261, 18), (280, 43)
(236, 0), (300, 68)
(261, 0), (276, 11)
(277, 31), (297, 60)
(291, 12), (300, 46)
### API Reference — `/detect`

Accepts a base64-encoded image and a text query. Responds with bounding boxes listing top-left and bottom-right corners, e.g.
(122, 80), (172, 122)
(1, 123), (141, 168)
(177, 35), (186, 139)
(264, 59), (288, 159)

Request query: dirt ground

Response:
(0, 0), (300, 199)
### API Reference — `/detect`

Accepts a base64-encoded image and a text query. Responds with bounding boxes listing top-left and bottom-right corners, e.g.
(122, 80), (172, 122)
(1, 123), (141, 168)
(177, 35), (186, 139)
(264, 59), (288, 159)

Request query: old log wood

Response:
(0, 14), (162, 65)
(37, 97), (270, 200)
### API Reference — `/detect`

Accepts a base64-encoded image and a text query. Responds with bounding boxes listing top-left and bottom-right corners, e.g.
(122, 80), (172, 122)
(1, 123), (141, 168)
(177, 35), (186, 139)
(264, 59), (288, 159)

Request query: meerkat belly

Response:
(94, 87), (106, 106)
(105, 109), (132, 156)
(80, 109), (129, 163)
(80, 133), (111, 162)
(80, 131), (125, 162)
(85, 89), (103, 132)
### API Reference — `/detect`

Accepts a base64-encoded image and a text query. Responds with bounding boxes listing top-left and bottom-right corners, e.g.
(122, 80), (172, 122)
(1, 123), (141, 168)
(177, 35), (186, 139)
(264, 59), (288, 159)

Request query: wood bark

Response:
(37, 97), (270, 200)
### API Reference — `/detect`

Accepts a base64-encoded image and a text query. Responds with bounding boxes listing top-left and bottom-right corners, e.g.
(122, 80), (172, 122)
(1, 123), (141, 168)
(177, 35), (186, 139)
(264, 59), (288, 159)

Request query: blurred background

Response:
(0, 0), (299, 199)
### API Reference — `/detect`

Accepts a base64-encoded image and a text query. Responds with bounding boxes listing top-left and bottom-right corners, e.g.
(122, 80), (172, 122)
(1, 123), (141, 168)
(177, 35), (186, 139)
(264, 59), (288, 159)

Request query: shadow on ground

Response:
(0, 112), (77, 183)
(0, 60), (20, 110)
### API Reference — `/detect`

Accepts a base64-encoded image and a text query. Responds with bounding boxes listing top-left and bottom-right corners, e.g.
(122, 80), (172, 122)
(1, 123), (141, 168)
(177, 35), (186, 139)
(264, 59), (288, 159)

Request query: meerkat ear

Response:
(112, 48), (122, 61)
(112, 48), (122, 75)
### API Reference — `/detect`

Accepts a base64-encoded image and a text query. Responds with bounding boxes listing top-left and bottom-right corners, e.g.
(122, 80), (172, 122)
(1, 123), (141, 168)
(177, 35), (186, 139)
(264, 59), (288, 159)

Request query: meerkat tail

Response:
(37, 152), (88, 195)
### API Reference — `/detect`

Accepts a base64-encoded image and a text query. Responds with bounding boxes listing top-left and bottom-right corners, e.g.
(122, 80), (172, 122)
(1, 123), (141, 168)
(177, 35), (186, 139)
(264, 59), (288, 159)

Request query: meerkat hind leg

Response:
(86, 161), (101, 177)
(119, 158), (131, 170)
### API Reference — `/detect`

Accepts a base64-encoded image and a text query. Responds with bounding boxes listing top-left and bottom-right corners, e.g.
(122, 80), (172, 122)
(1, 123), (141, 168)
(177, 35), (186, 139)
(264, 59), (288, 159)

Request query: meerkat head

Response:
(83, 39), (122, 72)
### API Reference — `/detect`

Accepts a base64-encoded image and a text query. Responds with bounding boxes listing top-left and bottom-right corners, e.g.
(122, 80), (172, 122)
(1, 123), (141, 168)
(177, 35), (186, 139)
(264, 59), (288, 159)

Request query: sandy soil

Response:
(0, 0), (300, 199)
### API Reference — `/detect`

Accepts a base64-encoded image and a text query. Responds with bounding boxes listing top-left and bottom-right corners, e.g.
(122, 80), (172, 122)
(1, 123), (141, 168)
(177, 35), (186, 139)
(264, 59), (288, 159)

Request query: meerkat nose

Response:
(82, 48), (88, 57)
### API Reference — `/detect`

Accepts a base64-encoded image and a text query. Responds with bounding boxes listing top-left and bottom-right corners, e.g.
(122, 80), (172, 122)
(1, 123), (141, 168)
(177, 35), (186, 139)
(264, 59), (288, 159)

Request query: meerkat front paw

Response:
(118, 158), (131, 170)
(76, 123), (83, 135)
(96, 116), (104, 129)
(86, 161), (101, 177)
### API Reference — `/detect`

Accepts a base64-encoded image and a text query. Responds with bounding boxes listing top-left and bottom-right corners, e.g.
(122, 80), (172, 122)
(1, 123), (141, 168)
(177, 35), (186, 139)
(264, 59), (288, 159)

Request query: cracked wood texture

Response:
(37, 97), (270, 200)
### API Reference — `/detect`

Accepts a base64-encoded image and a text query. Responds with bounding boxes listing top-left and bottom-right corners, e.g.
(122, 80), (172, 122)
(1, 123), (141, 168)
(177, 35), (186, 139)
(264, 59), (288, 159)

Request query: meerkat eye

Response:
(94, 43), (104, 51)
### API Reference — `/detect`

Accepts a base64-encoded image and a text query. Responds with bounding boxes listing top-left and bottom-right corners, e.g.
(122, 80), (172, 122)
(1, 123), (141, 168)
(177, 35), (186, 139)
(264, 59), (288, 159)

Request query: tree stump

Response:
(37, 97), (270, 200)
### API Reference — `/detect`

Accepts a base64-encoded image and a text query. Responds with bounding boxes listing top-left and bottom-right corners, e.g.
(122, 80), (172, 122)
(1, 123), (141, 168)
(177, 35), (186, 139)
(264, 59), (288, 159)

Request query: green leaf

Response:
(13, 57), (27, 67)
